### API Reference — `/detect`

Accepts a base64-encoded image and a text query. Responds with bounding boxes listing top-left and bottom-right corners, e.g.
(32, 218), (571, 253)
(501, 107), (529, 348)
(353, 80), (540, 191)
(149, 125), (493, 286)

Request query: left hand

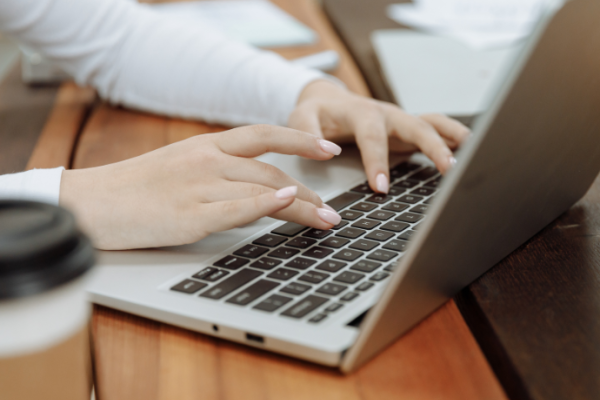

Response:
(289, 80), (470, 193)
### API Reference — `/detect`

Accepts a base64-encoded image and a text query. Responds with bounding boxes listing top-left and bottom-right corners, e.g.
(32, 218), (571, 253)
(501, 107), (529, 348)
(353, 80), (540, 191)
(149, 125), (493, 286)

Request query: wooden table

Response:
(13, 0), (595, 398)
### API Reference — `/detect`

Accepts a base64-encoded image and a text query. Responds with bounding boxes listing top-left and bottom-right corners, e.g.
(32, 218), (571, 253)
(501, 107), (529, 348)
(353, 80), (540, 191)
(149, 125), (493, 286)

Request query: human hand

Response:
(59, 125), (343, 250)
(289, 80), (471, 193)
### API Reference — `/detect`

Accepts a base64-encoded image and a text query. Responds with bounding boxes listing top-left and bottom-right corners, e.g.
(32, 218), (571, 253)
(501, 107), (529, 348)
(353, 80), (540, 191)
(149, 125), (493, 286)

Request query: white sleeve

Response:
(0, 168), (64, 205)
(0, 0), (327, 126)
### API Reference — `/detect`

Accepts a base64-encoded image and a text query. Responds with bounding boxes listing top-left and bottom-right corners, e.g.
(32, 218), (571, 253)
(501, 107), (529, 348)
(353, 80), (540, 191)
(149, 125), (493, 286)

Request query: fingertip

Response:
(274, 185), (298, 200)
(318, 139), (342, 156)
(375, 173), (389, 194)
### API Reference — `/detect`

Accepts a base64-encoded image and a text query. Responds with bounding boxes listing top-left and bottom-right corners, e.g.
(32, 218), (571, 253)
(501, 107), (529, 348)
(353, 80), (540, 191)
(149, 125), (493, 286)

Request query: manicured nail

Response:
(318, 140), (342, 156)
(275, 186), (297, 200)
(449, 156), (457, 167)
(322, 204), (336, 213)
(317, 208), (342, 225)
(376, 173), (389, 194)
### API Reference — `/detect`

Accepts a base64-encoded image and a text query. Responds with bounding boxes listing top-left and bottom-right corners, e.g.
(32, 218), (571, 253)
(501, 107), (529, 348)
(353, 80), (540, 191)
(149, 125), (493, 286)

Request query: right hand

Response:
(59, 125), (343, 250)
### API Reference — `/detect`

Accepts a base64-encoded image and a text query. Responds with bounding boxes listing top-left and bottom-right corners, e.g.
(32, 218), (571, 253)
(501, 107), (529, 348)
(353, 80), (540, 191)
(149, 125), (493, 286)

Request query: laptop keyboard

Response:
(169, 161), (440, 324)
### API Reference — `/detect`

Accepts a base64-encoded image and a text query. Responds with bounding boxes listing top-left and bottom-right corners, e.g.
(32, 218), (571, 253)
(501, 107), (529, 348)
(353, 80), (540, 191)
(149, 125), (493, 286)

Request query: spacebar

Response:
(200, 269), (262, 300)
(325, 192), (364, 211)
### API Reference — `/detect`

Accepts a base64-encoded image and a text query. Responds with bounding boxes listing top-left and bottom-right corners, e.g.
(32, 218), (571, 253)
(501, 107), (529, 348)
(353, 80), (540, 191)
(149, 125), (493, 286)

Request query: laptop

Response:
(86, 0), (600, 373)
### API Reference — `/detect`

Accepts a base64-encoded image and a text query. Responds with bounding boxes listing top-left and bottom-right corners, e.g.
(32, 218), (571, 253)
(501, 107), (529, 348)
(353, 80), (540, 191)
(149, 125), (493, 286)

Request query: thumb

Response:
(203, 186), (298, 234)
(288, 106), (323, 138)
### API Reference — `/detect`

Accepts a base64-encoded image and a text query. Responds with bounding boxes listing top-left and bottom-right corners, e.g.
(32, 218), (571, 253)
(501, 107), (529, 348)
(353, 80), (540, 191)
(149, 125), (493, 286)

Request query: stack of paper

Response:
(149, 0), (317, 48)
(387, 0), (551, 49)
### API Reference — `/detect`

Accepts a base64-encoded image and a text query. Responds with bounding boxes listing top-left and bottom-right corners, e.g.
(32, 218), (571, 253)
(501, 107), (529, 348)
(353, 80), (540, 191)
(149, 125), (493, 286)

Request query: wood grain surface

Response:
(54, 0), (507, 399)
(0, 62), (58, 174)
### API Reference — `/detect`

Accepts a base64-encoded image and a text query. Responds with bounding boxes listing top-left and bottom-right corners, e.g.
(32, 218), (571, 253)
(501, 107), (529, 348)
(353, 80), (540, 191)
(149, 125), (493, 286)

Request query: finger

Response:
(351, 116), (390, 194)
(419, 113), (470, 148)
(222, 159), (323, 207)
(270, 197), (341, 230)
(287, 105), (324, 138)
(385, 108), (455, 174)
(202, 186), (298, 234)
(216, 124), (340, 159)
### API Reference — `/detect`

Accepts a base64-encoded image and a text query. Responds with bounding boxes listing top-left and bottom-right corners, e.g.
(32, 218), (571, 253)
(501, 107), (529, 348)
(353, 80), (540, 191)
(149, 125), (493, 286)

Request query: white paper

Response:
(387, 0), (548, 49)
(149, 0), (317, 48)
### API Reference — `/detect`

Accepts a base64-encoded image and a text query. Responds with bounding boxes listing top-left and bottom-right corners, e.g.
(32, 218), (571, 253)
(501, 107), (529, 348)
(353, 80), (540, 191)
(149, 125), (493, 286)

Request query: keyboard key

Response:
(250, 257), (281, 270)
(410, 205), (429, 214)
(333, 249), (364, 261)
(226, 280), (279, 305)
(272, 222), (307, 237)
(411, 187), (435, 197)
(303, 229), (333, 239)
(368, 249), (399, 262)
(393, 179), (419, 189)
(397, 195), (423, 204)
(280, 282), (312, 295)
(349, 239), (379, 251)
(320, 237), (350, 248)
(199, 268), (230, 282)
(316, 260), (347, 273)
(340, 210), (364, 221)
(267, 268), (299, 281)
(214, 255), (249, 270)
(308, 314), (328, 323)
(398, 230), (416, 241)
(390, 162), (420, 179)
(192, 267), (218, 280)
(366, 210), (395, 221)
(365, 194), (393, 204)
(365, 230), (395, 242)
(349, 183), (374, 194)
(316, 282), (348, 296)
(303, 246), (334, 259)
(384, 263), (397, 272)
(281, 295), (329, 318)
(382, 202), (410, 213)
(285, 257), (317, 270)
(298, 271), (330, 284)
(380, 221), (410, 232)
(253, 294), (293, 312)
(340, 292), (359, 302)
(351, 219), (380, 230)
(200, 269), (262, 300)
(331, 220), (349, 230)
(253, 234), (287, 247)
(233, 245), (268, 259)
(269, 247), (300, 259)
(370, 272), (390, 281)
(326, 192), (364, 211)
(336, 227), (366, 239)
(350, 260), (381, 273)
(351, 202), (378, 212)
(286, 237), (317, 249)
(395, 212), (424, 224)
(324, 303), (344, 312)
(388, 186), (406, 196)
(383, 240), (408, 252)
(356, 282), (374, 291)
(171, 279), (207, 294)
(334, 271), (365, 284)
(410, 166), (438, 181)
(424, 177), (441, 189)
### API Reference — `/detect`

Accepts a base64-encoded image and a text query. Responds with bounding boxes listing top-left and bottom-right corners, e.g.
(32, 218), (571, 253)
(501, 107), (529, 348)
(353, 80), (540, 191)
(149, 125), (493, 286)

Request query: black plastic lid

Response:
(0, 200), (95, 300)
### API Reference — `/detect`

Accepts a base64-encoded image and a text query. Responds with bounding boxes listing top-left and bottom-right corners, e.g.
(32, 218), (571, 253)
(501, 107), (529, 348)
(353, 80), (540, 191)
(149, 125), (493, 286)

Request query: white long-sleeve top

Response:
(0, 0), (325, 205)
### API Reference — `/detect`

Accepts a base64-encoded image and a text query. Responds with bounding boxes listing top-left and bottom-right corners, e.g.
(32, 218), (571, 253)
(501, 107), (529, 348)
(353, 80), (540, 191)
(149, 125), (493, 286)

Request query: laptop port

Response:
(246, 333), (264, 344)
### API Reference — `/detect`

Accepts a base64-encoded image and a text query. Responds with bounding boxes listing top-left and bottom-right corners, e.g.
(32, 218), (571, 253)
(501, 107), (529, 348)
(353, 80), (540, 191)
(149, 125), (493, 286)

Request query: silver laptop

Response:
(87, 0), (600, 373)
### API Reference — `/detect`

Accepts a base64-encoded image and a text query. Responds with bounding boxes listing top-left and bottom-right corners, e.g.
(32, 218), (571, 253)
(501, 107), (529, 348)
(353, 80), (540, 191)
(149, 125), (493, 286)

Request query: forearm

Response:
(0, 0), (325, 126)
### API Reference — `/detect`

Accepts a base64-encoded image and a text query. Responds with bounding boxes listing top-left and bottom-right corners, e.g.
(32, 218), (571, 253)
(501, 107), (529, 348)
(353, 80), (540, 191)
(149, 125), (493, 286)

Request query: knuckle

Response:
(250, 124), (275, 139)
(261, 163), (285, 181)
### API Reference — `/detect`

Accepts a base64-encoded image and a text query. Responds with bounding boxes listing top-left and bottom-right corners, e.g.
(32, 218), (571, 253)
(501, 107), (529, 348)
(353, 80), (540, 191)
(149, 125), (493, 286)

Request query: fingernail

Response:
(317, 208), (342, 225)
(275, 186), (298, 200)
(322, 204), (336, 212)
(376, 173), (389, 194)
(448, 156), (457, 169)
(318, 140), (342, 156)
